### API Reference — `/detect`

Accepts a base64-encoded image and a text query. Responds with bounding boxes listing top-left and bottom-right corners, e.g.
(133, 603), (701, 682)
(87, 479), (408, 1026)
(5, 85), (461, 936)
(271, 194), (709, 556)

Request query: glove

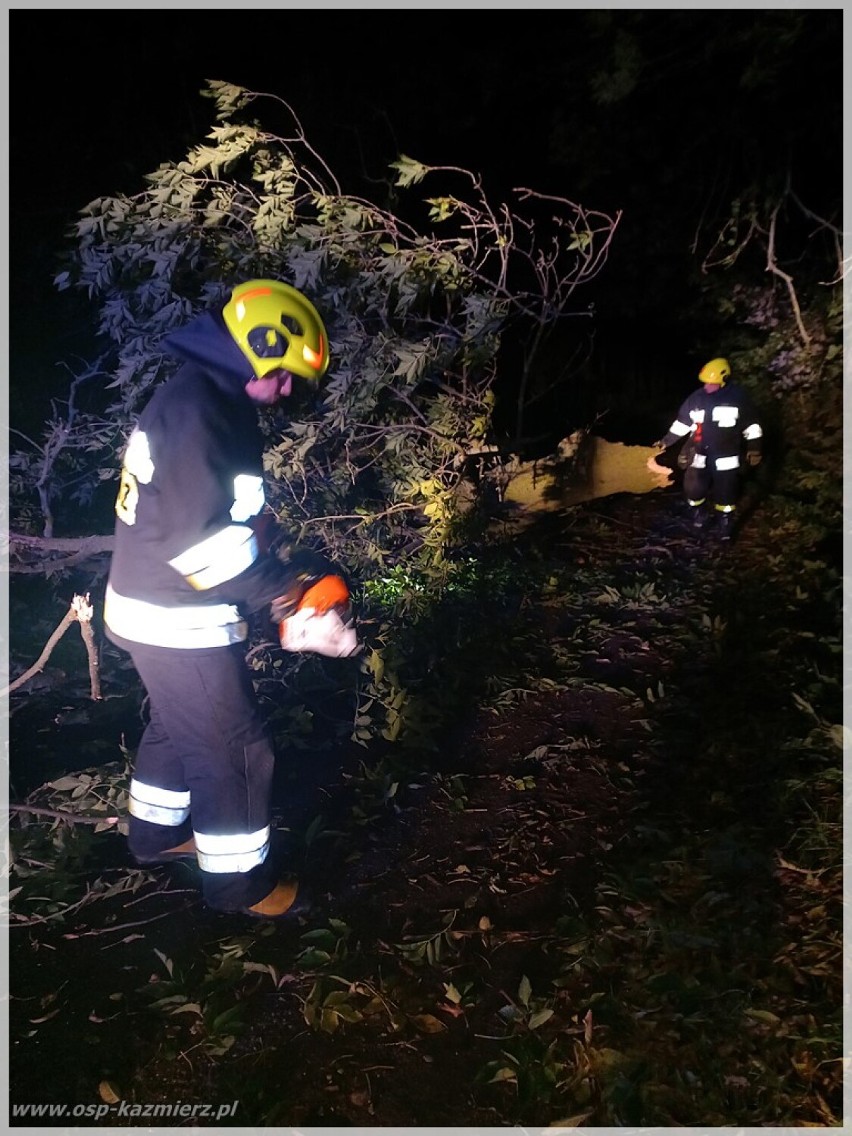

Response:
(268, 548), (341, 622)
(277, 574), (361, 658)
(677, 437), (699, 470)
(269, 581), (308, 624)
(746, 449), (762, 467)
(249, 511), (279, 556)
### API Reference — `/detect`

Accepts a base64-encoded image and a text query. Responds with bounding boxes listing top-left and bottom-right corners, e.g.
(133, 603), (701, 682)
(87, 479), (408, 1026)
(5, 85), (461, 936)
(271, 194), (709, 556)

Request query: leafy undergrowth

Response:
(7, 484), (843, 1128)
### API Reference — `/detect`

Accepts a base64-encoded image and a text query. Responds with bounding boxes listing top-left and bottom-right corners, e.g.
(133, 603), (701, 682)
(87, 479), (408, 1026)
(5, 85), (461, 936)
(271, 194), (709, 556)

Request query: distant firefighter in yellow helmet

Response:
(651, 358), (763, 541)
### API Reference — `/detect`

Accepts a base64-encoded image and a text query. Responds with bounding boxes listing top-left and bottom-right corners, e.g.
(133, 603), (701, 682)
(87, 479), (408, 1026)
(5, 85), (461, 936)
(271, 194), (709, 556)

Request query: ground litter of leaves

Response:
(8, 485), (842, 1128)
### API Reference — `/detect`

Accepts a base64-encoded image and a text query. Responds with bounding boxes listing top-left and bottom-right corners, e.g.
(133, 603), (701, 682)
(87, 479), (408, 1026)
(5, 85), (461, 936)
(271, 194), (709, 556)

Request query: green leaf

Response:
(489, 1067), (518, 1084)
(744, 1008), (781, 1025)
(517, 975), (532, 1007)
(410, 1013), (446, 1033)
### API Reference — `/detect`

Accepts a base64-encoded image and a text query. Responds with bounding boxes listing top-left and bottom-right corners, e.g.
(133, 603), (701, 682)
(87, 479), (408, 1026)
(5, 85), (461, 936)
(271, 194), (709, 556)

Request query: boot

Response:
(690, 503), (709, 530)
(133, 836), (197, 865)
(243, 878), (301, 919)
(716, 511), (736, 542)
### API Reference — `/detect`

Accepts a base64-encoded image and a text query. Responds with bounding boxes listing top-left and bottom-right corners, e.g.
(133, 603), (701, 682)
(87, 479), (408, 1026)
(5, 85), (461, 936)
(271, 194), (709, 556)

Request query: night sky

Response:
(10, 14), (592, 429)
(8, 9), (844, 435)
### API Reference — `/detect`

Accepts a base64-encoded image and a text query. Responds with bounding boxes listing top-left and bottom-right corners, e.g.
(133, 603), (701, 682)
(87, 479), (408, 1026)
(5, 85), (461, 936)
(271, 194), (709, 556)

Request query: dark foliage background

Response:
(10, 9), (843, 440)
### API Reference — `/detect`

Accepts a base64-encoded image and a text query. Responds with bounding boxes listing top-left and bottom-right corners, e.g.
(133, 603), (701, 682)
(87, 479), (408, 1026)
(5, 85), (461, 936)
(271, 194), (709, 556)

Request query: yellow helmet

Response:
(698, 357), (731, 386)
(222, 279), (330, 381)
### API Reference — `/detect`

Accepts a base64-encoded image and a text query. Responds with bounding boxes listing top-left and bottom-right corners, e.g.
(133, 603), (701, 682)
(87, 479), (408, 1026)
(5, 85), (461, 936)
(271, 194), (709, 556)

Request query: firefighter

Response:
(652, 357), (763, 541)
(104, 279), (357, 918)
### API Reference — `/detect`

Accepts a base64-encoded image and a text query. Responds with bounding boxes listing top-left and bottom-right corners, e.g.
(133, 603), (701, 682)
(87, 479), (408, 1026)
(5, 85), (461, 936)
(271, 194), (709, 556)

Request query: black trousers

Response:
(684, 463), (740, 509)
(125, 640), (280, 911)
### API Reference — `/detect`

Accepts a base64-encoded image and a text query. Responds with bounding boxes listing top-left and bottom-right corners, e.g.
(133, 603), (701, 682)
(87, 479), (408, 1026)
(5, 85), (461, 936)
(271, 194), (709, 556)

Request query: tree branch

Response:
(7, 531), (114, 575)
(765, 203), (811, 348)
(3, 594), (102, 700)
(9, 805), (119, 827)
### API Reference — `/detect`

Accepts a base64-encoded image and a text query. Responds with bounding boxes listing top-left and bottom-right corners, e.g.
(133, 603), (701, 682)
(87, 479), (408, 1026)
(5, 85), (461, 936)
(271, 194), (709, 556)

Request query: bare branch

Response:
(9, 805), (119, 827)
(788, 189), (847, 285)
(7, 531), (114, 575)
(765, 203), (811, 348)
(4, 594), (103, 700)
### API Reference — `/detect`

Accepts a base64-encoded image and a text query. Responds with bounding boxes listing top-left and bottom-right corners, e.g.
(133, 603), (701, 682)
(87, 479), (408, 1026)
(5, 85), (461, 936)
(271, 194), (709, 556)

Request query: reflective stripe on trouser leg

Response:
(127, 700), (194, 858)
(194, 811), (271, 873)
(125, 641), (280, 910)
(683, 466), (710, 507)
(684, 462), (740, 510)
(709, 466), (740, 508)
(130, 778), (191, 825)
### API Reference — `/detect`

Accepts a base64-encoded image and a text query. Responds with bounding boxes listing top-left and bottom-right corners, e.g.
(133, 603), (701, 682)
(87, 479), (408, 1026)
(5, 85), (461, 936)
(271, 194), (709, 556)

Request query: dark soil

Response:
(8, 484), (842, 1128)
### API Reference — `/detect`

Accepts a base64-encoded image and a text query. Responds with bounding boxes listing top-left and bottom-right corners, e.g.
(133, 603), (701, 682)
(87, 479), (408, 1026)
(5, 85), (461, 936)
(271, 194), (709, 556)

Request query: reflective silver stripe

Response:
(104, 583), (247, 648)
(230, 475), (265, 522)
(129, 778), (191, 826)
(692, 453), (707, 469)
(194, 825), (271, 874)
(715, 455), (740, 471)
(716, 505), (735, 514)
(743, 423), (763, 440)
(690, 409), (706, 423)
(669, 420), (691, 437)
(711, 405), (739, 427)
(124, 428), (154, 483)
(168, 526), (258, 590)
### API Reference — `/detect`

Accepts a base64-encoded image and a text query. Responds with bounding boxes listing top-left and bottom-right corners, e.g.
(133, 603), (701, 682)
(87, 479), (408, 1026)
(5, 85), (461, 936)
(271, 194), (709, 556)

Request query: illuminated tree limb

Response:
(3, 593), (102, 701)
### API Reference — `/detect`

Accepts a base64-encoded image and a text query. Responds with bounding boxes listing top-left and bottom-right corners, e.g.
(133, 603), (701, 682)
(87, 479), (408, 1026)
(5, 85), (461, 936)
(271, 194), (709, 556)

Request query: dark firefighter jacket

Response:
(660, 382), (763, 470)
(104, 308), (308, 651)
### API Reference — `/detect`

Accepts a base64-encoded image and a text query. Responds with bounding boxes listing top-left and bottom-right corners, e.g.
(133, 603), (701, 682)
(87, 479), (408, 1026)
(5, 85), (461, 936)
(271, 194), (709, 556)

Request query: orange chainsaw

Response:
(278, 574), (360, 658)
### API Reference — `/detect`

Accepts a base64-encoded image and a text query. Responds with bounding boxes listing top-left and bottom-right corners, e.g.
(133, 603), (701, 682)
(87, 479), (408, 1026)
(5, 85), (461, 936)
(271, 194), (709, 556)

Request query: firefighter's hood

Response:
(162, 309), (253, 395)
